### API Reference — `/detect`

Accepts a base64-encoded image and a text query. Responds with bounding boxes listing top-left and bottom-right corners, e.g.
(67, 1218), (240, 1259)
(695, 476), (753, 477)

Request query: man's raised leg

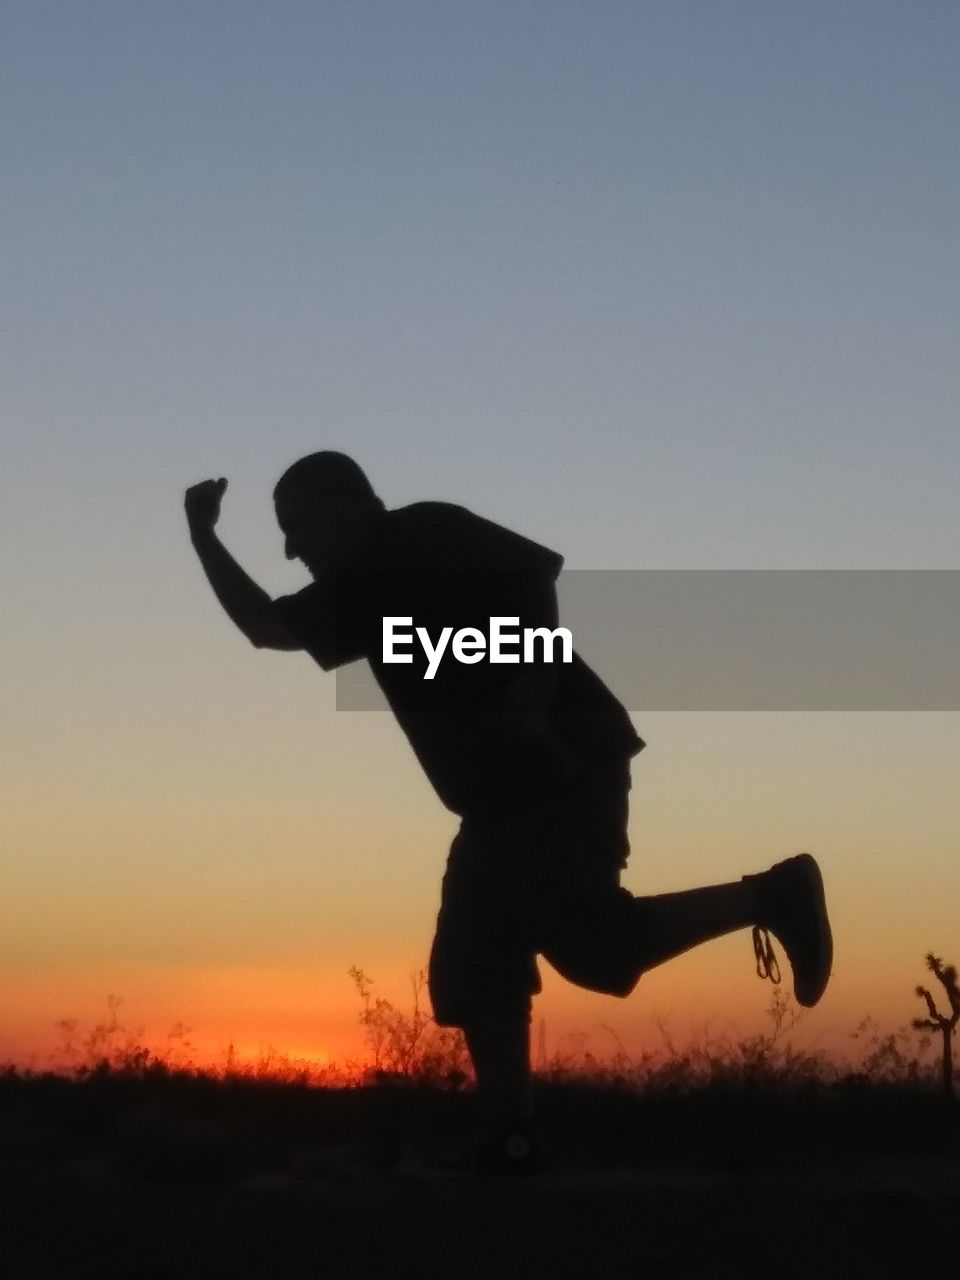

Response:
(631, 854), (832, 1007)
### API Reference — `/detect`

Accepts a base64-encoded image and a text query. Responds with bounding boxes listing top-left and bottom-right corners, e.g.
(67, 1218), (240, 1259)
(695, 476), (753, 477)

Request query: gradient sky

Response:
(3, 1), (959, 1070)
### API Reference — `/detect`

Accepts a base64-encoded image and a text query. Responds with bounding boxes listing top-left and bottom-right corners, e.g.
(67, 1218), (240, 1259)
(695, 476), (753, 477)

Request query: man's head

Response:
(273, 452), (385, 577)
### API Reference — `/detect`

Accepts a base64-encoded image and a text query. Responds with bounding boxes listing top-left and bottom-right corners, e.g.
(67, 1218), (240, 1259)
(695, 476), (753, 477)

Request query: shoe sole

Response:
(791, 853), (833, 1007)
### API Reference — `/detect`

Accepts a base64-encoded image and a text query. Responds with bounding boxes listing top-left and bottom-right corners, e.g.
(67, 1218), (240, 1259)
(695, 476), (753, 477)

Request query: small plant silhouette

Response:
(912, 953), (959, 1099)
(52, 995), (196, 1078)
(348, 967), (470, 1086)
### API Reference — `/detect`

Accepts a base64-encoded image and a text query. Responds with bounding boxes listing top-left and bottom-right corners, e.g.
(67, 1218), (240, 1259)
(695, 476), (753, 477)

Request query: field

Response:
(2, 1058), (958, 1280)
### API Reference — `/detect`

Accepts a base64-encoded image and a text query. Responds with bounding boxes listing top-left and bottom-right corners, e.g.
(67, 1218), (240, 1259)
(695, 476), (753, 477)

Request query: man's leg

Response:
(461, 1006), (532, 1126)
(632, 877), (761, 969)
(428, 829), (543, 1170)
(542, 763), (831, 1006)
(625, 854), (832, 1008)
(543, 854), (832, 1012)
(427, 996), (539, 1173)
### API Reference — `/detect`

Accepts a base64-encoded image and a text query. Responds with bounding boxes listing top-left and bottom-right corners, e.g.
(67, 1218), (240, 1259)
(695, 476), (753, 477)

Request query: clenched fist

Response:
(184, 477), (228, 537)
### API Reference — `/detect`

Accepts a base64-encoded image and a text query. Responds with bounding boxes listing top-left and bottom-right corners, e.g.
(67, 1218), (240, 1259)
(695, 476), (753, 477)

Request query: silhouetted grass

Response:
(0, 1055), (955, 1188)
(1, 978), (956, 1188)
(3, 979), (959, 1280)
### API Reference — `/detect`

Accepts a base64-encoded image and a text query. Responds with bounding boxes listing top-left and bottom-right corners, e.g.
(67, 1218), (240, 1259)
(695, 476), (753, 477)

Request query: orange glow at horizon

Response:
(0, 935), (934, 1077)
(4, 714), (957, 1079)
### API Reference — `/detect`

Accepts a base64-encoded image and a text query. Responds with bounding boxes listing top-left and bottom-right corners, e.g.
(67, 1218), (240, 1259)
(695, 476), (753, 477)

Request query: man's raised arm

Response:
(184, 478), (301, 651)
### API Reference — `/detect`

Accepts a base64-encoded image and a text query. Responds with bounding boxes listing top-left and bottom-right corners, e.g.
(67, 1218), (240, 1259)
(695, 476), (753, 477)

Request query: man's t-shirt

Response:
(275, 502), (643, 819)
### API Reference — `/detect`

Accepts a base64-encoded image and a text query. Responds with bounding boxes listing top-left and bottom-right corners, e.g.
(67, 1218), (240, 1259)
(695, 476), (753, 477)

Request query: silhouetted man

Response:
(185, 452), (832, 1173)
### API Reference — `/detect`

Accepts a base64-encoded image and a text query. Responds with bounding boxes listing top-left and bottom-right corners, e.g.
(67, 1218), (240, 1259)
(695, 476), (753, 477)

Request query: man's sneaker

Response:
(744, 853), (833, 1007)
(474, 1125), (544, 1176)
(431, 1122), (545, 1178)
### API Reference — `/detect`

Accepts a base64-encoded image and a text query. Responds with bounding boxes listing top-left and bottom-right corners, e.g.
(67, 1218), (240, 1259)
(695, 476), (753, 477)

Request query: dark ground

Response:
(2, 1072), (957, 1279)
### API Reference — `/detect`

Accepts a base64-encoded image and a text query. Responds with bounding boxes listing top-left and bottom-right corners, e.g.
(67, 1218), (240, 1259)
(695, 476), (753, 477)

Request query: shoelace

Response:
(752, 926), (782, 985)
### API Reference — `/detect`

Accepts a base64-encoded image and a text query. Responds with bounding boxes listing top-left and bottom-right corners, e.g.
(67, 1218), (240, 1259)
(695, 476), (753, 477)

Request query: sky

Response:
(2, 1), (959, 1070)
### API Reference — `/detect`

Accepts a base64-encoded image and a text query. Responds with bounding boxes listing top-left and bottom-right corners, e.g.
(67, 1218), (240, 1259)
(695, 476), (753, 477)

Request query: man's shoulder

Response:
(366, 502), (469, 567)
(382, 500), (469, 533)
(374, 502), (563, 576)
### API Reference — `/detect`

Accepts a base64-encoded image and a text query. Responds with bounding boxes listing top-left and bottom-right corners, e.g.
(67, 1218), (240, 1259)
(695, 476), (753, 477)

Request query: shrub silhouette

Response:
(5, 971), (954, 1187)
(53, 995), (195, 1079)
(348, 967), (470, 1087)
(912, 953), (960, 1099)
(33, 963), (953, 1112)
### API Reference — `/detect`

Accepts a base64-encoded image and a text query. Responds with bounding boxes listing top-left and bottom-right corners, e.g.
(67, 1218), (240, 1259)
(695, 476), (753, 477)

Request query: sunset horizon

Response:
(3, 3), (958, 1270)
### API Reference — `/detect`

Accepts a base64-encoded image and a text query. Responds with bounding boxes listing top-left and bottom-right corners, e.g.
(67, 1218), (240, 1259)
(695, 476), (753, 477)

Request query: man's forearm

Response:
(189, 525), (291, 648)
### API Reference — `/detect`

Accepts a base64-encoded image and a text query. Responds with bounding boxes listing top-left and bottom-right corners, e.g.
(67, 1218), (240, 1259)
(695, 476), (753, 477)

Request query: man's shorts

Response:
(428, 758), (643, 1029)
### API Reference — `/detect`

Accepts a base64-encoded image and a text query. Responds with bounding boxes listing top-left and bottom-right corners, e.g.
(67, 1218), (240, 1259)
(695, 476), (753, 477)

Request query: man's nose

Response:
(284, 535), (297, 560)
